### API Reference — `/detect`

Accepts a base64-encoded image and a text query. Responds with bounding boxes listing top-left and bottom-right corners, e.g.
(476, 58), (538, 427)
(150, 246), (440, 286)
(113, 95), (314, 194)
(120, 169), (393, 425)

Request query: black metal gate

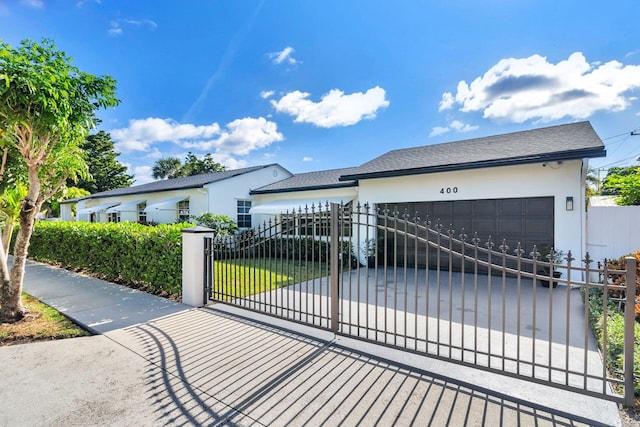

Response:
(205, 202), (638, 406)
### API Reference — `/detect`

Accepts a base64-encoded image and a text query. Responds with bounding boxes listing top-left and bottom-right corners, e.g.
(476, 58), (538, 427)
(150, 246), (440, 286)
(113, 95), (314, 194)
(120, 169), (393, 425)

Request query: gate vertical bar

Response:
(330, 202), (340, 333)
(204, 237), (211, 303)
(623, 256), (637, 407)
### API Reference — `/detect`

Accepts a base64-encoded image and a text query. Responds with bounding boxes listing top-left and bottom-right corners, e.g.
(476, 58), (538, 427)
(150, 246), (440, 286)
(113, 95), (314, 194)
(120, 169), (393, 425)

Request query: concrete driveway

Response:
(1, 308), (617, 426)
(0, 259), (622, 426)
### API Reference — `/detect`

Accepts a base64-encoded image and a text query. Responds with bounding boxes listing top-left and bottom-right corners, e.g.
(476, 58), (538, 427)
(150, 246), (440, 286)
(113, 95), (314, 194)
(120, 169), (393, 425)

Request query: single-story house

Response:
(61, 164), (292, 226)
(63, 121), (605, 263)
(249, 121), (606, 262)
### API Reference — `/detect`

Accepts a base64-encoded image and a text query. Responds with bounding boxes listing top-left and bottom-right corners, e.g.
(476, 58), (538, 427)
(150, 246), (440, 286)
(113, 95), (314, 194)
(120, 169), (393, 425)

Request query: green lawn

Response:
(0, 293), (90, 346)
(212, 258), (330, 299)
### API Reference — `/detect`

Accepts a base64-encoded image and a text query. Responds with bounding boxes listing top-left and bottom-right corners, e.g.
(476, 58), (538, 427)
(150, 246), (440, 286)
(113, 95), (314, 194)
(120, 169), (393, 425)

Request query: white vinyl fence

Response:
(587, 205), (640, 262)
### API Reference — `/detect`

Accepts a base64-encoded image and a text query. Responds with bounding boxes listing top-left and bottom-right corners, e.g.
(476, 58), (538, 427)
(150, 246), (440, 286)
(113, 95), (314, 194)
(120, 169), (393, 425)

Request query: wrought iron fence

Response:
(206, 202), (638, 406)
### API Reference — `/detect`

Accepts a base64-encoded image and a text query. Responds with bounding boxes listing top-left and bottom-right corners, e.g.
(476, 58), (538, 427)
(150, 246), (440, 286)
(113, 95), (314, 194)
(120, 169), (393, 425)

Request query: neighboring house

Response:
(250, 121), (606, 262)
(60, 164), (292, 227)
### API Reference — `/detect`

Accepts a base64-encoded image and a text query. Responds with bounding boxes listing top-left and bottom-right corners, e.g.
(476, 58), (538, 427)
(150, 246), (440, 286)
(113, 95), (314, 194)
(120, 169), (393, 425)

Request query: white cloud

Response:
(108, 18), (157, 36)
(76, 0), (101, 7)
(112, 118), (222, 152)
(260, 90), (275, 99)
(111, 117), (283, 159)
(271, 86), (390, 128)
(429, 126), (450, 137)
(20, 0), (43, 9)
(440, 52), (640, 123)
(123, 18), (158, 29)
(183, 117), (284, 155)
(269, 46), (300, 65)
(108, 22), (122, 36)
(132, 166), (154, 185)
(302, 157), (313, 162)
(438, 92), (454, 111)
(429, 120), (478, 138)
(450, 120), (478, 132)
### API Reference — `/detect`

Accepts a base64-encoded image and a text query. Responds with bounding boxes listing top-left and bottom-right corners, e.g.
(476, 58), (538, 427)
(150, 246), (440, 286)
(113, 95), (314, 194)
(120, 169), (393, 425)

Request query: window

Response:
(178, 200), (190, 222)
(237, 200), (252, 228)
(107, 212), (121, 223)
(138, 202), (147, 223)
(282, 203), (352, 237)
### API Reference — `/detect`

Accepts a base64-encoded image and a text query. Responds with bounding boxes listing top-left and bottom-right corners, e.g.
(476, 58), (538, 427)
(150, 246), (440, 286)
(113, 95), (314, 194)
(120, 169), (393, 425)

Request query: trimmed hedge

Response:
(217, 235), (354, 265)
(26, 221), (193, 296)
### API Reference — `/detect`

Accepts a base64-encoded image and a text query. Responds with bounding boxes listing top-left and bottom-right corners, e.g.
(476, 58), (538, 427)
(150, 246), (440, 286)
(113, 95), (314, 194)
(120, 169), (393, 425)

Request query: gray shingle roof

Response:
(340, 121), (605, 181)
(86, 164), (281, 199)
(251, 167), (358, 194)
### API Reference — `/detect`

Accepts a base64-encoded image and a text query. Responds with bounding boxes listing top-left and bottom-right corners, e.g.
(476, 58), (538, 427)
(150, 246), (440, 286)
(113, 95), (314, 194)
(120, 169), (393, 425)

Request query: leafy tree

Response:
(0, 38), (118, 322)
(71, 131), (133, 193)
(601, 166), (637, 196)
(181, 152), (226, 176)
(602, 166), (640, 205)
(152, 152), (226, 179)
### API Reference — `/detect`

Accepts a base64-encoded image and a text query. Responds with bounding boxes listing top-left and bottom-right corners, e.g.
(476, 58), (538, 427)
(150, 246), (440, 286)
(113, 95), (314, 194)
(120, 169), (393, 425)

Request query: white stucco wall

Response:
(60, 203), (75, 221)
(206, 164), (293, 227)
(357, 160), (587, 260)
(75, 189), (206, 224)
(72, 164), (292, 225)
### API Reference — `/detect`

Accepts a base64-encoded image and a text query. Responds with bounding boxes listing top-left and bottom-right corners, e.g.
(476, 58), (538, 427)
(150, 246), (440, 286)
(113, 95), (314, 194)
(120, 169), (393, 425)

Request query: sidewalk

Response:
(0, 259), (623, 426)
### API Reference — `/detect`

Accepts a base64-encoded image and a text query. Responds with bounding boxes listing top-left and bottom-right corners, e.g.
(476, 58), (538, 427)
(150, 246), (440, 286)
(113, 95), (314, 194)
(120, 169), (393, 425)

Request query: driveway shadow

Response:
(112, 308), (609, 426)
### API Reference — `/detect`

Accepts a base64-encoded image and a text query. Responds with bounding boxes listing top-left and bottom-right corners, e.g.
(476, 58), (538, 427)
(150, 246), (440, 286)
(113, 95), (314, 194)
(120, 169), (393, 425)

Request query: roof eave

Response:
(250, 181), (358, 195)
(339, 147), (606, 181)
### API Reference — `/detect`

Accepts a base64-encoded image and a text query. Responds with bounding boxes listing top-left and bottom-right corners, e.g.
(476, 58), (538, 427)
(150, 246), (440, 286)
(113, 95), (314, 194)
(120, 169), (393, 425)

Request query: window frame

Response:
(237, 200), (252, 229)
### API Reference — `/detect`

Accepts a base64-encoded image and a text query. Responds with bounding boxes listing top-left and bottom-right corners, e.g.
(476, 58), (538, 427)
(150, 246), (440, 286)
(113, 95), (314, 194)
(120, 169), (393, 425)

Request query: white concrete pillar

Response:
(181, 226), (214, 307)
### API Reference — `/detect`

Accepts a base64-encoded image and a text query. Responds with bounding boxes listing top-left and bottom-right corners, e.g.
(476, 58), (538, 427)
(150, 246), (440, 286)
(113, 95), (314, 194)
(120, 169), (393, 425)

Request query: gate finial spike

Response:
(459, 228), (468, 242)
(565, 250), (575, 264)
(499, 239), (509, 253)
(485, 236), (494, 249)
(530, 244), (540, 260)
(514, 242), (525, 256)
(471, 232), (481, 245)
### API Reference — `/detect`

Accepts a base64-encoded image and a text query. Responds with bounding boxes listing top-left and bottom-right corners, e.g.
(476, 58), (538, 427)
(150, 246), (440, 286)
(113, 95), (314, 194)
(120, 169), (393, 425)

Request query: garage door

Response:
(378, 197), (554, 269)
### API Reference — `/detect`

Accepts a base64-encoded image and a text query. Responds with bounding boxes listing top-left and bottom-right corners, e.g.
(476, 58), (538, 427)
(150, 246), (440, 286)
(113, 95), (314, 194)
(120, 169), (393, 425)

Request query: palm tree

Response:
(152, 157), (182, 179)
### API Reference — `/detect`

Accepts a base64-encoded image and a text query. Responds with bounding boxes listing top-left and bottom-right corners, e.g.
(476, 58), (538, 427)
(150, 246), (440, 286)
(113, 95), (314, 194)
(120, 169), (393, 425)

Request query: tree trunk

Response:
(2, 220), (15, 261)
(0, 167), (41, 323)
(0, 235), (12, 313)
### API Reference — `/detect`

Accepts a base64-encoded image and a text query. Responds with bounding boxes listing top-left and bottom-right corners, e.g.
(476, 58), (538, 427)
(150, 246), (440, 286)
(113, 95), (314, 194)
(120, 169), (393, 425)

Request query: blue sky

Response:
(2, 0), (640, 185)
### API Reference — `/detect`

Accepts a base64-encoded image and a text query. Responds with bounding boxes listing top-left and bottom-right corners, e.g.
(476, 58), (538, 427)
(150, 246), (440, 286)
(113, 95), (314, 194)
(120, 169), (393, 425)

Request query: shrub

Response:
(26, 221), (193, 296)
(587, 288), (640, 399)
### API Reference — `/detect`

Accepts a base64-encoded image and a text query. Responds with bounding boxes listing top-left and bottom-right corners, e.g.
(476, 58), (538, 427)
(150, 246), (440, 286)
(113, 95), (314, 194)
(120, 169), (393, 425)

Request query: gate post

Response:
(182, 226), (214, 307)
(330, 203), (340, 332)
(623, 255), (637, 407)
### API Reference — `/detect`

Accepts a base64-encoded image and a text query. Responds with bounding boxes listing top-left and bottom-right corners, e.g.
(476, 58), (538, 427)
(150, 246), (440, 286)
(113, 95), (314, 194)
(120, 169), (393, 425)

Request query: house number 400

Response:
(440, 187), (458, 194)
